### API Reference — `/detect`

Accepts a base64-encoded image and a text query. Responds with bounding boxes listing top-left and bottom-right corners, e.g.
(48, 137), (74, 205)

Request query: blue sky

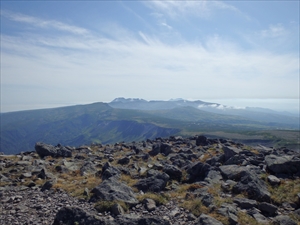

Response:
(1, 1), (299, 113)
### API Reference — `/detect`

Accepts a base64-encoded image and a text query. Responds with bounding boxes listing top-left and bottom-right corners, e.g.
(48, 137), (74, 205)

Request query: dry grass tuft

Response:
(94, 200), (129, 213)
(120, 174), (137, 187)
(237, 211), (268, 225)
(208, 212), (229, 225)
(181, 199), (207, 217)
(52, 172), (101, 198)
(268, 179), (300, 204)
(137, 192), (169, 205)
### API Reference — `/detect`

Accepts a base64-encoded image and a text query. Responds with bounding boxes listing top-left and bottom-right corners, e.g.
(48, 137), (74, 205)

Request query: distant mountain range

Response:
(109, 98), (299, 125)
(1, 98), (299, 154)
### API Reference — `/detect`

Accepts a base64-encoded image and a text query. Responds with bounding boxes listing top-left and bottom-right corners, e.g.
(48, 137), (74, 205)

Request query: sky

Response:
(1, 1), (299, 113)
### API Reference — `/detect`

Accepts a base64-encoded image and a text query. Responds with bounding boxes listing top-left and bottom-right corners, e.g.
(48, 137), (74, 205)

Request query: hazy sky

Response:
(1, 1), (299, 113)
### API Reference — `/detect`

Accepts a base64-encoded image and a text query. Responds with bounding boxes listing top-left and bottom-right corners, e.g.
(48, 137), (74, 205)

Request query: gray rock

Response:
(149, 144), (161, 156)
(19, 172), (32, 179)
(232, 170), (271, 202)
(187, 213), (197, 221)
(204, 170), (222, 185)
(117, 157), (130, 165)
(273, 215), (297, 225)
(135, 172), (169, 192)
(217, 203), (238, 225)
(223, 146), (242, 161)
(163, 164), (182, 181)
(233, 197), (257, 209)
(169, 207), (180, 217)
(258, 202), (278, 216)
(201, 193), (213, 207)
(143, 198), (156, 212)
(252, 212), (269, 224)
(91, 178), (138, 205)
(35, 142), (57, 158)
(186, 162), (211, 182)
(56, 147), (72, 158)
(80, 161), (96, 176)
(220, 166), (270, 202)
(62, 160), (79, 171)
(160, 143), (173, 156)
(35, 143), (72, 158)
(124, 217), (171, 225)
(219, 165), (248, 181)
(265, 154), (300, 174)
(53, 206), (114, 225)
(111, 203), (124, 216)
(41, 179), (57, 192)
(224, 155), (246, 165)
(138, 167), (147, 176)
(194, 214), (224, 225)
(267, 175), (281, 185)
(102, 166), (121, 180)
(195, 136), (208, 146)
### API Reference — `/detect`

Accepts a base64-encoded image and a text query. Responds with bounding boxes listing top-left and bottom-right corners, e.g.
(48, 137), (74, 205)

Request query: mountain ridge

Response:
(1, 98), (299, 154)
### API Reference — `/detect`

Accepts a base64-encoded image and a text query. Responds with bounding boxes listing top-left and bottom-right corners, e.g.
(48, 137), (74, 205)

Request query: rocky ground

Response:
(1, 135), (300, 225)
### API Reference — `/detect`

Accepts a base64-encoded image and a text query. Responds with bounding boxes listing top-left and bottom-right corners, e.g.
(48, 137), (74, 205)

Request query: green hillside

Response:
(1, 102), (299, 154)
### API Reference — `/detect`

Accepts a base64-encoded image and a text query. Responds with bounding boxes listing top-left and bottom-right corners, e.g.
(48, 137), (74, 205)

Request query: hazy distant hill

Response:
(1, 99), (299, 154)
(109, 98), (299, 126)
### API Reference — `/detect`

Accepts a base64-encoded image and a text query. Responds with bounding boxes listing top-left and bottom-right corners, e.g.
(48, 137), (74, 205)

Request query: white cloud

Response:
(1, 10), (299, 112)
(260, 24), (287, 38)
(1, 10), (89, 35)
(145, 0), (243, 19)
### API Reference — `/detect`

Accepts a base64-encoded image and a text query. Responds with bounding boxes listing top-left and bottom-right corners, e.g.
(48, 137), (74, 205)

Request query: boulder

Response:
(201, 194), (214, 207)
(41, 179), (57, 192)
(56, 147), (72, 158)
(118, 157), (130, 165)
(163, 164), (182, 181)
(102, 166), (121, 180)
(186, 162), (211, 182)
(120, 216), (171, 225)
(194, 214), (224, 225)
(204, 170), (222, 185)
(143, 198), (156, 212)
(265, 155), (300, 175)
(91, 178), (138, 205)
(35, 142), (72, 158)
(217, 203), (238, 225)
(195, 136), (208, 146)
(233, 198), (257, 209)
(53, 206), (113, 225)
(220, 165), (270, 202)
(160, 143), (173, 156)
(219, 165), (248, 181)
(149, 144), (161, 156)
(232, 170), (271, 202)
(267, 175), (281, 186)
(251, 212), (269, 224)
(35, 142), (57, 158)
(222, 146), (242, 162)
(111, 203), (124, 216)
(273, 215), (297, 225)
(258, 202), (278, 216)
(134, 172), (169, 192)
(80, 161), (96, 176)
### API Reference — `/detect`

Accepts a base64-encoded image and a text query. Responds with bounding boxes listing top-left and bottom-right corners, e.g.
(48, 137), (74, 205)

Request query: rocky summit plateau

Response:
(1, 135), (300, 225)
